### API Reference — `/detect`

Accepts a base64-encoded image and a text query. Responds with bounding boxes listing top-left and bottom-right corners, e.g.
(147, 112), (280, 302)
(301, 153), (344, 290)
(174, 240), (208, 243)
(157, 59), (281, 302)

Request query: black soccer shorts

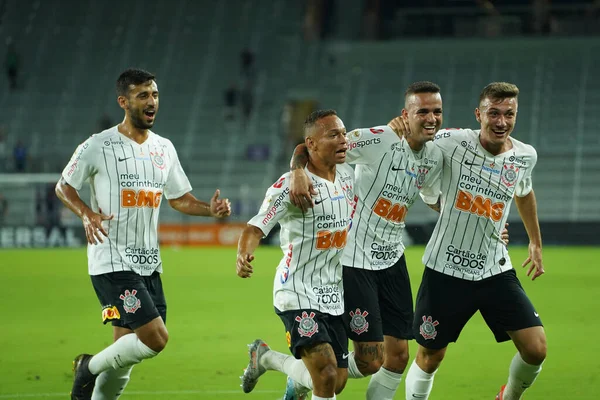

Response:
(276, 308), (349, 368)
(413, 268), (543, 349)
(342, 255), (414, 342)
(91, 271), (166, 330)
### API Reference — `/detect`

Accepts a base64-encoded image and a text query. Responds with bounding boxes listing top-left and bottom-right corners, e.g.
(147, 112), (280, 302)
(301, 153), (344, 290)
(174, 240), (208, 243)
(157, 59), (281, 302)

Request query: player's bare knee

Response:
(417, 347), (445, 373)
(139, 329), (168, 353)
(359, 357), (383, 376)
(314, 364), (338, 388)
(521, 336), (547, 365)
(386, 348), (409, 372)
(335, 376), (348, 394)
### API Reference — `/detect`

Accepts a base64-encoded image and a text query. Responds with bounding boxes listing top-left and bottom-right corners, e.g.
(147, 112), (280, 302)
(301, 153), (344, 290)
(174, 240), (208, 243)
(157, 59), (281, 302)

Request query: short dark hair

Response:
(303, 109), (337, 138)
(404, 81), (441, 98)
(479, 82), (519, 105)
(116, 68), (156, 97)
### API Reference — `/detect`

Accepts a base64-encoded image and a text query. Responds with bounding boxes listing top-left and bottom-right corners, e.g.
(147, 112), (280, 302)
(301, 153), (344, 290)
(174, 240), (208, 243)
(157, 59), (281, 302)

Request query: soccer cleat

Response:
(283, 375), (310, 400)
(70, 354), (98, 400)
(495, 384), (506, 400)
(240, 339), (270, 393)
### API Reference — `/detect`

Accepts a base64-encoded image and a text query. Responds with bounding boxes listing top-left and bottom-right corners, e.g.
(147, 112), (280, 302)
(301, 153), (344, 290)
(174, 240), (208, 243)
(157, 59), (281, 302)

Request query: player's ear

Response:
(305, 136), (315, 151)
(117, 95), (128, 110)
(401, 108), (408, 118)
(474, 108), (481, 123)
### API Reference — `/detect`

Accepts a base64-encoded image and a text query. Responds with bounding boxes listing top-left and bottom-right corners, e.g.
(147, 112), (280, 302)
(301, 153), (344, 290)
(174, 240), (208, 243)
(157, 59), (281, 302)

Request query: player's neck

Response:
(307, 159), (336, 182)
(118, 119), (149, 145)
(406, 136), (425, 152)
(479, 136), (512, 156)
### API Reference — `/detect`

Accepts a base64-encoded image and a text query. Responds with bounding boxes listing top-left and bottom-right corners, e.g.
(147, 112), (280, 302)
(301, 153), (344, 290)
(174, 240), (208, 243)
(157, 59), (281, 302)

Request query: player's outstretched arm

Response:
(168, 190), (231, 218)
(55, 177), (113, 245)
(515, 190), (544, 281)
(289, 143), (316, 212)
(236, 225), (263, 278)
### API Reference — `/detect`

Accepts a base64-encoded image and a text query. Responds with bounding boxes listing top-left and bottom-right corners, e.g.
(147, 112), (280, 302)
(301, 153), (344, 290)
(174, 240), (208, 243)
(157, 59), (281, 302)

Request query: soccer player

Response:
(236, 110), (354, 400)
(56, 68), (231, 400)
(389, 82), (546, 400)
(286, 82), (445, 400)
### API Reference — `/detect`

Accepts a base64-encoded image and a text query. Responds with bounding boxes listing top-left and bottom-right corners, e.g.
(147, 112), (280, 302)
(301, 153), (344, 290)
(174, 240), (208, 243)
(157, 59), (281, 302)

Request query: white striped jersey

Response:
(61, 126), (192, 276)
(248, 164), (355, 316)
(422, 128), (537, 280)
(341, 126), (443, 270)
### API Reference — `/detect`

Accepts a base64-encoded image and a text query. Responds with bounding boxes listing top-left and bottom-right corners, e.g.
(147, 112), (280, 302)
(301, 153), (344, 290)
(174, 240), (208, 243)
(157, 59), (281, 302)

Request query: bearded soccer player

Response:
(237, 110), (354, 400)
(285, 82), (445, 400)
(389, 82), (546, 400)
(56, 68), (231, 400)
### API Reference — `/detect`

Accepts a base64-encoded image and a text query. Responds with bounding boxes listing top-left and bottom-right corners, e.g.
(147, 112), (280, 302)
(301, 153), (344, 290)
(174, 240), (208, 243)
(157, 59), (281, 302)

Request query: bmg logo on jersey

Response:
(121, 189), (163, 208)
(315, 228), (348, 250)
(454, 190), (504, 222)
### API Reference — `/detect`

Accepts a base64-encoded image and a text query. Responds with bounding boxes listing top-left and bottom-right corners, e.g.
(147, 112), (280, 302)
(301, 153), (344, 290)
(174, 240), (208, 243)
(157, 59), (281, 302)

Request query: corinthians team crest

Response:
(501, 164), (519, 187)
(150, 151), (165, 169)
(349, 308), (369, 335)
(295, 311), (319, 338)
(119, 289), (141, 314)
(416, 168), (429, 189)
(419, 315), (439, 340)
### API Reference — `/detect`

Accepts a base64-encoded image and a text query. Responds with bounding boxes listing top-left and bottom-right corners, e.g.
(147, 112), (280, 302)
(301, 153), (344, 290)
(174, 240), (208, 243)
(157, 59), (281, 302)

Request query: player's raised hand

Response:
(236, 253), (255, 278)
(501, 222), (509, 245)
(522, 243), (544, 281)
(387, 116), (411, 139)
(82, 209), (113, 245)
(289, 169), (317, 212)
(210, 189), (231, 218)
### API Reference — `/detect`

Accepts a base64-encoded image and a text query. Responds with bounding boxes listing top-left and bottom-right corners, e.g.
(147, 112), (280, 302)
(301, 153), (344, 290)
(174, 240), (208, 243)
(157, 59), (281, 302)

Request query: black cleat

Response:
(70, 354), (98, 400)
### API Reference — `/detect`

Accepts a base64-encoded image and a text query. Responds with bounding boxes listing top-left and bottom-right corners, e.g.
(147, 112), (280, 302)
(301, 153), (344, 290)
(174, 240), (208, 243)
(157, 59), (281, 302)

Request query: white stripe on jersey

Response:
(62, 126), (192, 276)
(422, 128), (537, 281)
(342, 126), (443, 270)
(248, 164), (355, 316)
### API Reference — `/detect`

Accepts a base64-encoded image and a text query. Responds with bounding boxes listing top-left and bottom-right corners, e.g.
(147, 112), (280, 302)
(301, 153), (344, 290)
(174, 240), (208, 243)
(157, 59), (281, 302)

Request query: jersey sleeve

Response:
(61, 136), (99, 191)
(345, 126), (399, 165)
(419, 145), (443, 205)
(515, 146), (537, 197)
(163, 142), (193, 200)
(248, 174), (292, 236)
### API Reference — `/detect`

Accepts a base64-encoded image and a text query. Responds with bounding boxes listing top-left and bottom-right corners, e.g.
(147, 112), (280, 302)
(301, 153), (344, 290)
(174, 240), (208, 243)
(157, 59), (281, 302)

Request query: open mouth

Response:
(492, 130), (506, 137)
(144, 109), (156, 119)
(423, 125), (436, 134)
(336, 149), (347, 157)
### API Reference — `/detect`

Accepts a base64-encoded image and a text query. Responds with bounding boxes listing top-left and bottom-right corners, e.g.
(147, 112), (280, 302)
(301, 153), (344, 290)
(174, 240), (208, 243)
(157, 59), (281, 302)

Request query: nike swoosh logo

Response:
(118, 157), (131, 162)
(534, 312), (539, 317)
(464, 160), (478, 166)
(391, 166), (404, 171)
(314, 198), (328, 205)
(342, 353), (350, 359)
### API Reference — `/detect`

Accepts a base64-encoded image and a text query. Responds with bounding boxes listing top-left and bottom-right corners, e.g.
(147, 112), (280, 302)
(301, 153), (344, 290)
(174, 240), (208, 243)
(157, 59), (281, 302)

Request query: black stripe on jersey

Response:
(293, 205), (306, 309)
(351, 154), (389, 270)
(102, 147), (116, 272)
(112, 144), (124, 272)
(425, 145), (463, 277)
(147, 142), (159, 246)
(120, 145), (131, 253)
(129, 143), (141, 252)
(379, 151), (415, 254)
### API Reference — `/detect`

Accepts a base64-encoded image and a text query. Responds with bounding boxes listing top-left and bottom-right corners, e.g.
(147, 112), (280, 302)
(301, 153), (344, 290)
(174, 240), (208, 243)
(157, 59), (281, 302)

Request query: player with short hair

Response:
(285, 81), (445, 400)
(56, 68), (231, 400)
(237, 109), (354, 400)
(389, 82), (546, 400)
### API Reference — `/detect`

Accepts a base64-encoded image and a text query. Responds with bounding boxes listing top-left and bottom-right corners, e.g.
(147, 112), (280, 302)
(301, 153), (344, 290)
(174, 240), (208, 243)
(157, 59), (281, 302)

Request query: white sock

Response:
(312, 395), (335, 400)
(405, 360), (437, 400)
(91, 366), (134, 400)
(366, 366), (402, 400)
(261, 349), (313, 389)
(88, 333), (158, 374)
(347, 352), (365, 379)
(503, 352), (543, 400)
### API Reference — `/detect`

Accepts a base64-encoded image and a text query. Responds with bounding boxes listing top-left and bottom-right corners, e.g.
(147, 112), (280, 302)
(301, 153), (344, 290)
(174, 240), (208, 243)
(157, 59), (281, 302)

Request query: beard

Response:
(130, 109), (154, 130)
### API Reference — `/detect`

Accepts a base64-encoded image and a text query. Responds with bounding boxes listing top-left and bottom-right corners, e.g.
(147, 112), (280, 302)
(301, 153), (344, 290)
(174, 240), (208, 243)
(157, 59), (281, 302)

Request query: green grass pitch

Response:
(0, 246), (599, 399)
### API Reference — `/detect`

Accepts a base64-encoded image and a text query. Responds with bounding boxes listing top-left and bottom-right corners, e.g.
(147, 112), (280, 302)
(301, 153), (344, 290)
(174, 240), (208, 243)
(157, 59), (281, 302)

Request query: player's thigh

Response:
(413, 268), (478, 349)
(91, 271), (162, 331)
(144, 272), (167, 324)
(342, 265), (383, 342)
(378, 255), (414, 340)
(478, 269), (543, 343)
(277, 309), (349, 369)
